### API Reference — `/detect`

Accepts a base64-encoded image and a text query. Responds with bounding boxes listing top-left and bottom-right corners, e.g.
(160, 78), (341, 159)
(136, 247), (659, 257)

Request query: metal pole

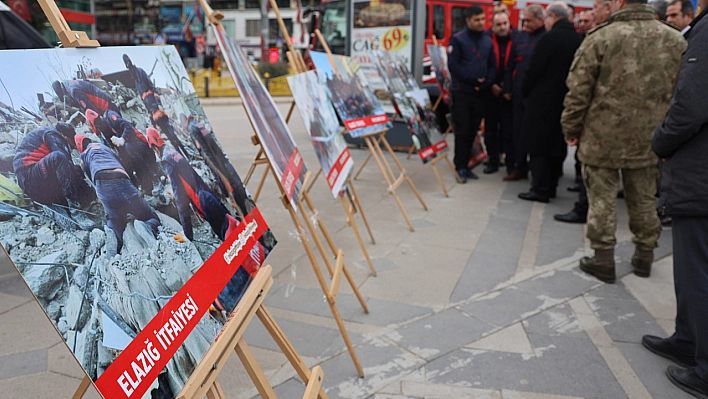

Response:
(411, 0), (425, 85)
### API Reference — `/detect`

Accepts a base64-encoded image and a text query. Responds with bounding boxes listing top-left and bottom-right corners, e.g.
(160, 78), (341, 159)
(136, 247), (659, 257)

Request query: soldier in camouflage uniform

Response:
(560, 0), (686, 283)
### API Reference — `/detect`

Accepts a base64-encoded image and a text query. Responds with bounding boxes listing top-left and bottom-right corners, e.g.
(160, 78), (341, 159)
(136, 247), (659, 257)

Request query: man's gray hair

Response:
(526, 4), (546, 19)
(547, 3), (570, 19)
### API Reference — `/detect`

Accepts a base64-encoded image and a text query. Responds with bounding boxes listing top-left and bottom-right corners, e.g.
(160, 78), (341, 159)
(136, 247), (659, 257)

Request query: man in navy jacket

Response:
(448, 5), (496, 183)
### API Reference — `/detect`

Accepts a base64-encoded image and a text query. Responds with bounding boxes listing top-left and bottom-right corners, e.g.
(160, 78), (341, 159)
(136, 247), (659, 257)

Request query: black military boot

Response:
(632, 247), (654, 278)
(580, 249), (616, 283)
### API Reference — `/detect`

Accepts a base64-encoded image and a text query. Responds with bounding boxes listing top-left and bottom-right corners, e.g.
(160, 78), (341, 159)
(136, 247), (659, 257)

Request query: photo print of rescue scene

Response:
(307, 50), (392, 138)
(0, 45), (276, 398)
(214, 27), (307, 210)
(287, 70), (353, 198)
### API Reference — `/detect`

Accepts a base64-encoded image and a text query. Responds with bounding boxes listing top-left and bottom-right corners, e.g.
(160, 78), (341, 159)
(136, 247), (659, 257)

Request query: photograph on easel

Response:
(287, 70), (354, 198)
(0, 45), (276, 399)
(212, 27), (307, 211)
(307, 50), (392, 138)
(426, 44), (452, 105)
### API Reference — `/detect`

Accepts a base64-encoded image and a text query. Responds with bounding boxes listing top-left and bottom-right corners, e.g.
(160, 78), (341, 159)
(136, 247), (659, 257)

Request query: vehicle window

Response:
(452, 7), (466, 34)
(320, 1), (346, 52)
(433, 5), (445, 40)
(425, 4), (429, 39)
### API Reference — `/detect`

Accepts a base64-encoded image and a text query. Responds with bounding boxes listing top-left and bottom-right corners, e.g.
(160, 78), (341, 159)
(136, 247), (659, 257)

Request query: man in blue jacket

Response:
(448, 5), (496, 183)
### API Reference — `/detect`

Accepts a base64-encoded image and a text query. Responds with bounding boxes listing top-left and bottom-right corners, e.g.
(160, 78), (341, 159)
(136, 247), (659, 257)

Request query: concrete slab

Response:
(521, 303), (584, 339)
(466, 323), (533, 355)
(458, 286), (560, 328)
(449, 250), (519, 303)
(0, 349), (46, 379)
(385, 309), (494, 360)
(615, 342), (694, 399)
(0, 300), (62, 357)
(584, 291), (667, 344)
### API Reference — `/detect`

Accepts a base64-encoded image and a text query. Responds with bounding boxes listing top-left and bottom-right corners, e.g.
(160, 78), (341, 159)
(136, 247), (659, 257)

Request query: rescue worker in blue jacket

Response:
(75, 135), (161, 257)
(122, 54), (189, 159)
(52, 80), (120, 115)
(13, 125), (94, 212)
(86, 109), (159, 194)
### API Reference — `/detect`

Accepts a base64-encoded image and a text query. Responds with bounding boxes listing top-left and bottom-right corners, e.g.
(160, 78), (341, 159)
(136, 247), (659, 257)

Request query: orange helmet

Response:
(146, 127), (164, 149)
(85, 109), (99, 132)
(74, 134), (90, 153)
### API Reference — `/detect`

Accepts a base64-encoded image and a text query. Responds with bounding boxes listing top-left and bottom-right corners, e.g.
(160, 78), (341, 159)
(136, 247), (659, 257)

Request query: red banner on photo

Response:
(343, 113), (390, 131)
(95, 208), (269, 399)
(419, 140), (448, 161)
(326, 148), (351, 192)
(280, 148), (303, 201)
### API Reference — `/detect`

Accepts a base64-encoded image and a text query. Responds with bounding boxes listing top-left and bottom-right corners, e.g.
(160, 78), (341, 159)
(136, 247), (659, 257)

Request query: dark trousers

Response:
(670, 216), (708, 381)
(529, 155), (565, 197)
(512, 97), (529, 175)
(95, 177), (160, 239)
(485, 97), (514, 169)
(199, 189), (230, 241)
(156, 116), (189, 159)
(19, 152), (90, 207)
(451, 92), (485, 170)
(125, 139), (158, 193)
(203, 134), (250, 218)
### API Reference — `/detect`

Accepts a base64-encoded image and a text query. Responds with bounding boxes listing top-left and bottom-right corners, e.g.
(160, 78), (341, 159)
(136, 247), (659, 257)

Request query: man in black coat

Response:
(518, 2), (583, 203)
(502, 5), (546, 181)
(645, 15), (708, 397)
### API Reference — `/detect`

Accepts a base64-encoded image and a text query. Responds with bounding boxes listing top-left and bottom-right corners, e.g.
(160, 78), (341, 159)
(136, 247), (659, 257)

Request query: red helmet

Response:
(85, 109), (99, 132)
(146, 127), (164, 149)
(74, 134), (90, 153)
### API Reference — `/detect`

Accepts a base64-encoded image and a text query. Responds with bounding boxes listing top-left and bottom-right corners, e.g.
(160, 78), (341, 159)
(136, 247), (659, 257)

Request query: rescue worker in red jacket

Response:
(13, 125), (95, 214)
(52, 80), (120, 115)
(86, 109), (159, 194)
(123, 54), (189, 158)
(75, 135), (161, 257)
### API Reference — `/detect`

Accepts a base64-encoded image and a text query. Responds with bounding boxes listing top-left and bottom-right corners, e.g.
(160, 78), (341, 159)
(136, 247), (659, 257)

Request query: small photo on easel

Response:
(0, 45), (276, 399)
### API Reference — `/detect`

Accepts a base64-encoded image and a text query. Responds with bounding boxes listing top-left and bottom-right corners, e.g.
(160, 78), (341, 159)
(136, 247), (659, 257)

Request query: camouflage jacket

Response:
(561, 5), (686, 169)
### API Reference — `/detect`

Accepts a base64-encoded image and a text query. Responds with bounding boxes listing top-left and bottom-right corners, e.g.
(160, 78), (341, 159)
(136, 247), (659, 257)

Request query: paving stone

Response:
(492, 197), (533, 221)
(535, 212), (583, 267)
(449, 250), (519, 303)
(458, 287), (559, 328)
(522, 304), (584, 339)
(0, 301), (62, 357)
(615, 342), (694, 399)
(516, 268), (601, 303)
(615, 230), (673, 263)
(385, 309), (494, 360)
(347, 297), (433, 327)
(401, 381), (502, 398)
(587, 280), (637, 300)
(584, 293), (667, 344)
(527, 333), (628, 399)
(370, 258), (400, 273)
(0, 371), (102, 399)
(313, 336), (426, 399)
(411, 219), (434, 229)
(0, 274), (33, 298)
(467, 323), (533, 355)
(264, 285), (368, 321)
(46, 342), (86, 380)
(0, 253), (14, 276)
(243, 317), (363, 359)
(0, 292), (32, 314)
(0, 349), (46, 379)
(474, 216), (527, 258)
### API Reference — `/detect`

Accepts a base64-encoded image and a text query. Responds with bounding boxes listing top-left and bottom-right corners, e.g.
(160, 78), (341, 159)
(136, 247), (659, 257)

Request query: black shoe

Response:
(483, 165), (499, 174)
(643, 335), (697, 368)
(554, 210), (587, 224)
(567, 184), (582, 192)
(518, 191), (549, 203)
(467, 169), (479, 180)
(667, 365), (708, 399)
(456, 169), (467, 184)
(503, 170), (528, 181)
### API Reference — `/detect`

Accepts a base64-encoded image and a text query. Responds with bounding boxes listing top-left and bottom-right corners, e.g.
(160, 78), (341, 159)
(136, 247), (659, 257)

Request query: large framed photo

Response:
(307, 50), (392, 138)
(213, 27), (306, 210)
(426, 44), (451, 104)
(0, 45), (275, 399)
(287, 70), (353, 198)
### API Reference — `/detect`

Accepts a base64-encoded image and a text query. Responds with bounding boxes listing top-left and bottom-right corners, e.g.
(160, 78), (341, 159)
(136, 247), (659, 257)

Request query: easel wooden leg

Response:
(353, 134), (383, 180)
(285, 101), (296, 123)
(378, 135), (428, 211)
(206, 380), (228, 399)
(340, 194), (377, 276)
(257, 306), (332, 398)
(253, 163), (271, 202)
(235, 339), (278, 399)
(429, 155), (449, 197)
(347, 181), (375, 244)
(306, 168), (323, 193)
(303, 367), (325, 399)
(283, 200), (365, 377)
(364, 135), (415, 232)
(71, 376), (91, 399)
(445, 153), (463, 184)
(406, 144), (416, 160)
(298, 192), (369, 313)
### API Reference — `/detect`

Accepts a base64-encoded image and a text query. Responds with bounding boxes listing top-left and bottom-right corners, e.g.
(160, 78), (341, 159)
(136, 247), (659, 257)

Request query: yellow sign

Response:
(382, 27), (410, 52)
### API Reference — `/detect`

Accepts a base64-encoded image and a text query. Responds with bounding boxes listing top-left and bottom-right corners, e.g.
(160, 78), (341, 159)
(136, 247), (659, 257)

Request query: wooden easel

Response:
(202, 0), (367, 377)
(313, 30), (427, 231)
(71, 267), (328, 399)
(31, 0), (328, 395)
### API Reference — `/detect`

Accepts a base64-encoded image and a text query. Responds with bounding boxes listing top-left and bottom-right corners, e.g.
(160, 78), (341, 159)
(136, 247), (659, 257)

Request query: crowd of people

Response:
(447, 1), (708, 397)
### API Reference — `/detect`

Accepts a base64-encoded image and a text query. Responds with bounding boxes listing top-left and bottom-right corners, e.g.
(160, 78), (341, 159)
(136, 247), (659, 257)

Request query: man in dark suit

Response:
(646, 13), (708, 397)
(518, 2), (583, 202)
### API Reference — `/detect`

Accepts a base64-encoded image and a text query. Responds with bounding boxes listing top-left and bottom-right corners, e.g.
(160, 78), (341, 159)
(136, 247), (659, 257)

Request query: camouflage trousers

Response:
(584, 165), (661, 250)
